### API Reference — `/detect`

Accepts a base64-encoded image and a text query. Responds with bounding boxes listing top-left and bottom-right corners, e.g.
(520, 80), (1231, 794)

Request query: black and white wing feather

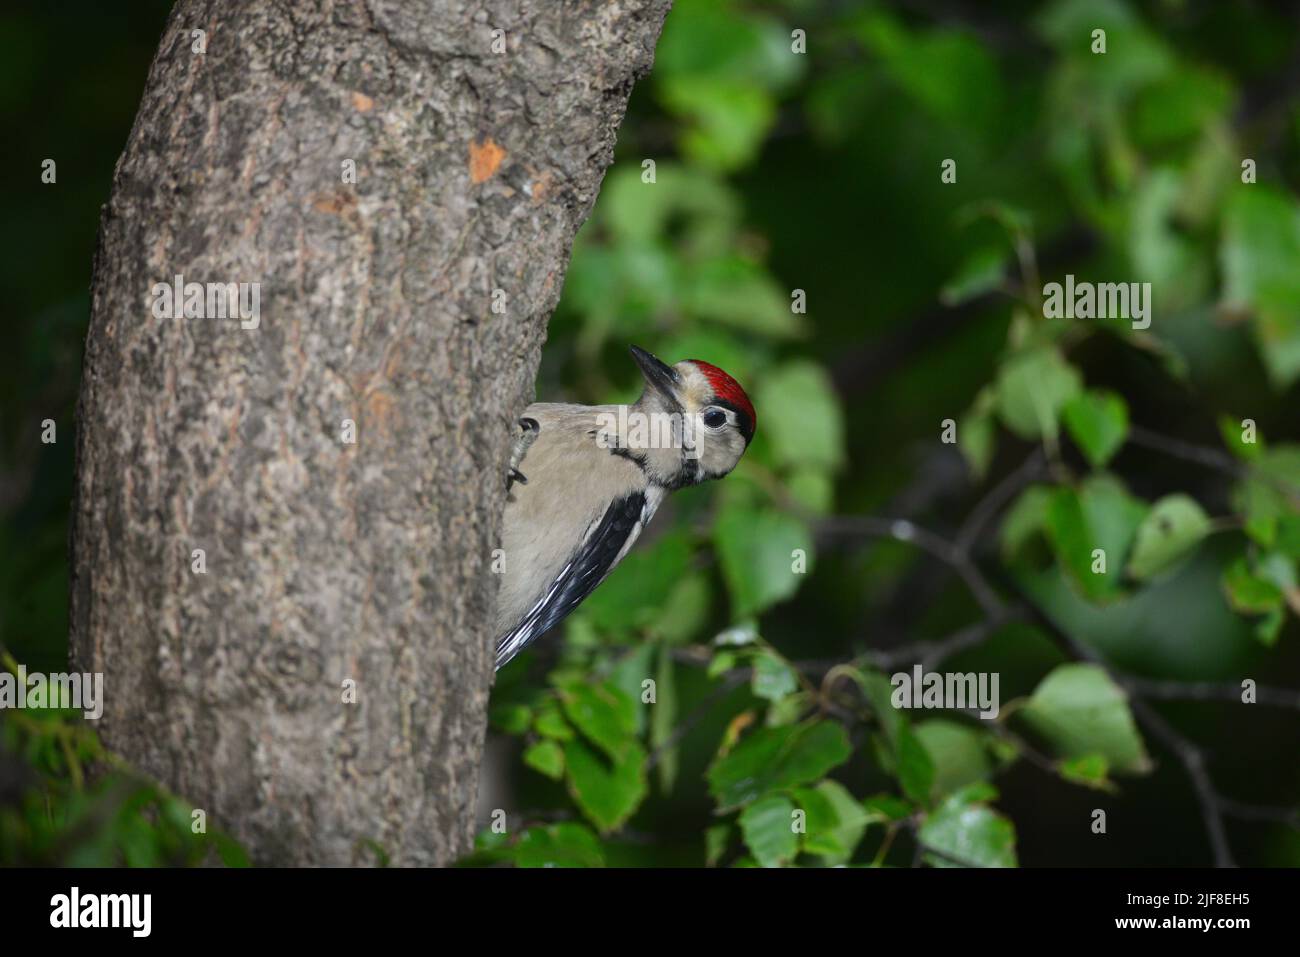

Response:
(495, 490), (657, 670)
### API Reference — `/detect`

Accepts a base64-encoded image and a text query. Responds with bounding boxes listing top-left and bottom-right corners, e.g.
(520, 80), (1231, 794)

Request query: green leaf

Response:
(515, 823), (605, 868)
(558, 681), (639, 762)
(739, 794), (799, 867)
(705, 824), (731, 867)
(958, 388), (998, 480)
(1045, 476), (1148, 601)
(533, 704), (574, 741)
(1036, 0), (1173, 97)
(854, 670), (935, 801)
(561, 240), (677, 334)
(1221, 557), (1283, 615)
(579, 532), (693, 635)
(654, 1), (802, 92)
(1000, 484), (1054, 561)
(713, 620), (759, 647)
(608, 644), (655, 737)
(995, 347), (1083, 441)
(650, 644), (679, 794)
(708, 649), (738, 679)
(681, 254), (802, 335)
(1062, 390), (1129, 469)
(786, 781), (868, 863)
(765, 690), (811, 727)
(1125, 494), (1212, 581)
(707, 721), (853, 811)
(657, 329), (752, 384)
(914, 720), (995, 799)
(523, 740), (565, 781)
(853, 669), (905, 740)
(650, 574), (711, 644)
(1058, 753), (1114, 791)
(1274, 516), (1300, 559)
(489, 703), (532, 735)
(1257, 550), (1298, 592)
(1132, 65), (1234, 150)
(1130, 169), (1207, 308)
(467, 826), (516, 865)
(1218, 414), (1264, 462)
(787, 468), (836, 515)
(863, 794), (914, 822)
(941, 245), (1008, 306)
(714, 506), (813, 617)
(1232, 445), (1300, 547)
(918, 784), (1017, 868)
(785, 786), (835, 853)
(660, 79), (777, 173)
(600, 164), (738, 248)
(751, 652), (799, 702)
(212, 832), (251, 868)
(563, 738), (648, 834)
(1255, 607), (1286, 647)
(895, 723), (937, 804)
(856, 12), (1004, 130)
(1019, 664), (1151, 774)
(755, 360), (846, 471)
(959, 410), (997, 480)
(1220, 187), (1300, 389)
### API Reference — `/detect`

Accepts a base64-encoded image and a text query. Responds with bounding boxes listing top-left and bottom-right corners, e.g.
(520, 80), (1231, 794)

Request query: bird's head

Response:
(628, 345), (755, 487)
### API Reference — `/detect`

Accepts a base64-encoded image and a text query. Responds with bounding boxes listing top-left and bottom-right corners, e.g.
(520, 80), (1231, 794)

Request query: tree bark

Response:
(69, 0), (670, 866)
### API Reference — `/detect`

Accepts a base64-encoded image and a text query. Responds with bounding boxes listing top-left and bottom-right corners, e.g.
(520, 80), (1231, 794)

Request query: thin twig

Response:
(1012, 598), (1238, 867)
(1127, 425), (1245, 477)
(1123, 677), (1300, 710)
(820, 498), (1299, 868)
(861, 609), (1023, 672)
(818, 516), (1004, 616)
(1129, 424), (1300, 504)
(678, 420), (1298, 867)
(955, 448), (1047, 556)
(1214, 797), (1300, 827)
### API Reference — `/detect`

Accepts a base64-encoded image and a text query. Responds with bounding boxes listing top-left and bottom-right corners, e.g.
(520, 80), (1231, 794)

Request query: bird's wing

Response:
(494, 488), (662, 670)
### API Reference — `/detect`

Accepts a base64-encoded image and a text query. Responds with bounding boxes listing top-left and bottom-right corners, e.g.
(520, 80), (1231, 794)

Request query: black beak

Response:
(630, 345), (680, 402)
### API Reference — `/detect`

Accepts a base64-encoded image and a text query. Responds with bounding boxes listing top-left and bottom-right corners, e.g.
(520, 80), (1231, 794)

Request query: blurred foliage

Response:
(0, 652), (246, 865)
(472, 0), (1300, 868)
(3, 0), (1300, 867)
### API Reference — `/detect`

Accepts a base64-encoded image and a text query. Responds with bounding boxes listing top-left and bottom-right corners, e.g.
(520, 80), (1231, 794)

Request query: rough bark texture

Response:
(70, 0), (670, 866)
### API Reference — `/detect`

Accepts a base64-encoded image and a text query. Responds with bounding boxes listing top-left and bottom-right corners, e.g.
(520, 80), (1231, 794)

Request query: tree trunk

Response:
(69, 0), (670, 866)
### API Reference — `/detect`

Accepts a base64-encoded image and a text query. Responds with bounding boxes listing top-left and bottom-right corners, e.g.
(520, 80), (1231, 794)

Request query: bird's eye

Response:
(702, 408), (727, 429)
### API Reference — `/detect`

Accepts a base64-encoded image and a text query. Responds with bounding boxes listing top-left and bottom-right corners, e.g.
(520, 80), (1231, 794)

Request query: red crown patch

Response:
(690, 360), (756, 438)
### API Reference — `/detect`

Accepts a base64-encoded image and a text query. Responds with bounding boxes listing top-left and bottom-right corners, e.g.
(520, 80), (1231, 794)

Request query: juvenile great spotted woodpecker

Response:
(493, 345), (756, 670)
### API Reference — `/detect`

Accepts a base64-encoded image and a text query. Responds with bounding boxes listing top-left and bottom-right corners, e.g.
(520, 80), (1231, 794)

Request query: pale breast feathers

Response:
(493, 404), (663, 669)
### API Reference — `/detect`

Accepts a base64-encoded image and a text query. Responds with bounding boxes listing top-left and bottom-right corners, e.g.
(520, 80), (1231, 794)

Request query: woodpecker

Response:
(493, 345), (756, 670)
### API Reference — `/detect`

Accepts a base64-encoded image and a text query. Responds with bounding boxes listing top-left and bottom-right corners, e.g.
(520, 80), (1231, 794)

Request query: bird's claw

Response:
(507, 417), (541, 491)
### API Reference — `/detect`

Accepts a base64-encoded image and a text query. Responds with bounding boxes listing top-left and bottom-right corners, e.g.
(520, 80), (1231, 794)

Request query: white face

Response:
(693, 411), (749, 481)
(641, 361), (749, 485)
(681, 398), (748, 481)
(624, 348), (753, 487)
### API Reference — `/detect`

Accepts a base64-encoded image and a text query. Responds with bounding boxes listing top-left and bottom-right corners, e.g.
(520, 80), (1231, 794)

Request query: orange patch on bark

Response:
(311, 191), (358, 215)
(351, 91), (374, 112)
(469, 137), (506, 184)
(529, 169), (555, 204)
(365, 389), (395, 437)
